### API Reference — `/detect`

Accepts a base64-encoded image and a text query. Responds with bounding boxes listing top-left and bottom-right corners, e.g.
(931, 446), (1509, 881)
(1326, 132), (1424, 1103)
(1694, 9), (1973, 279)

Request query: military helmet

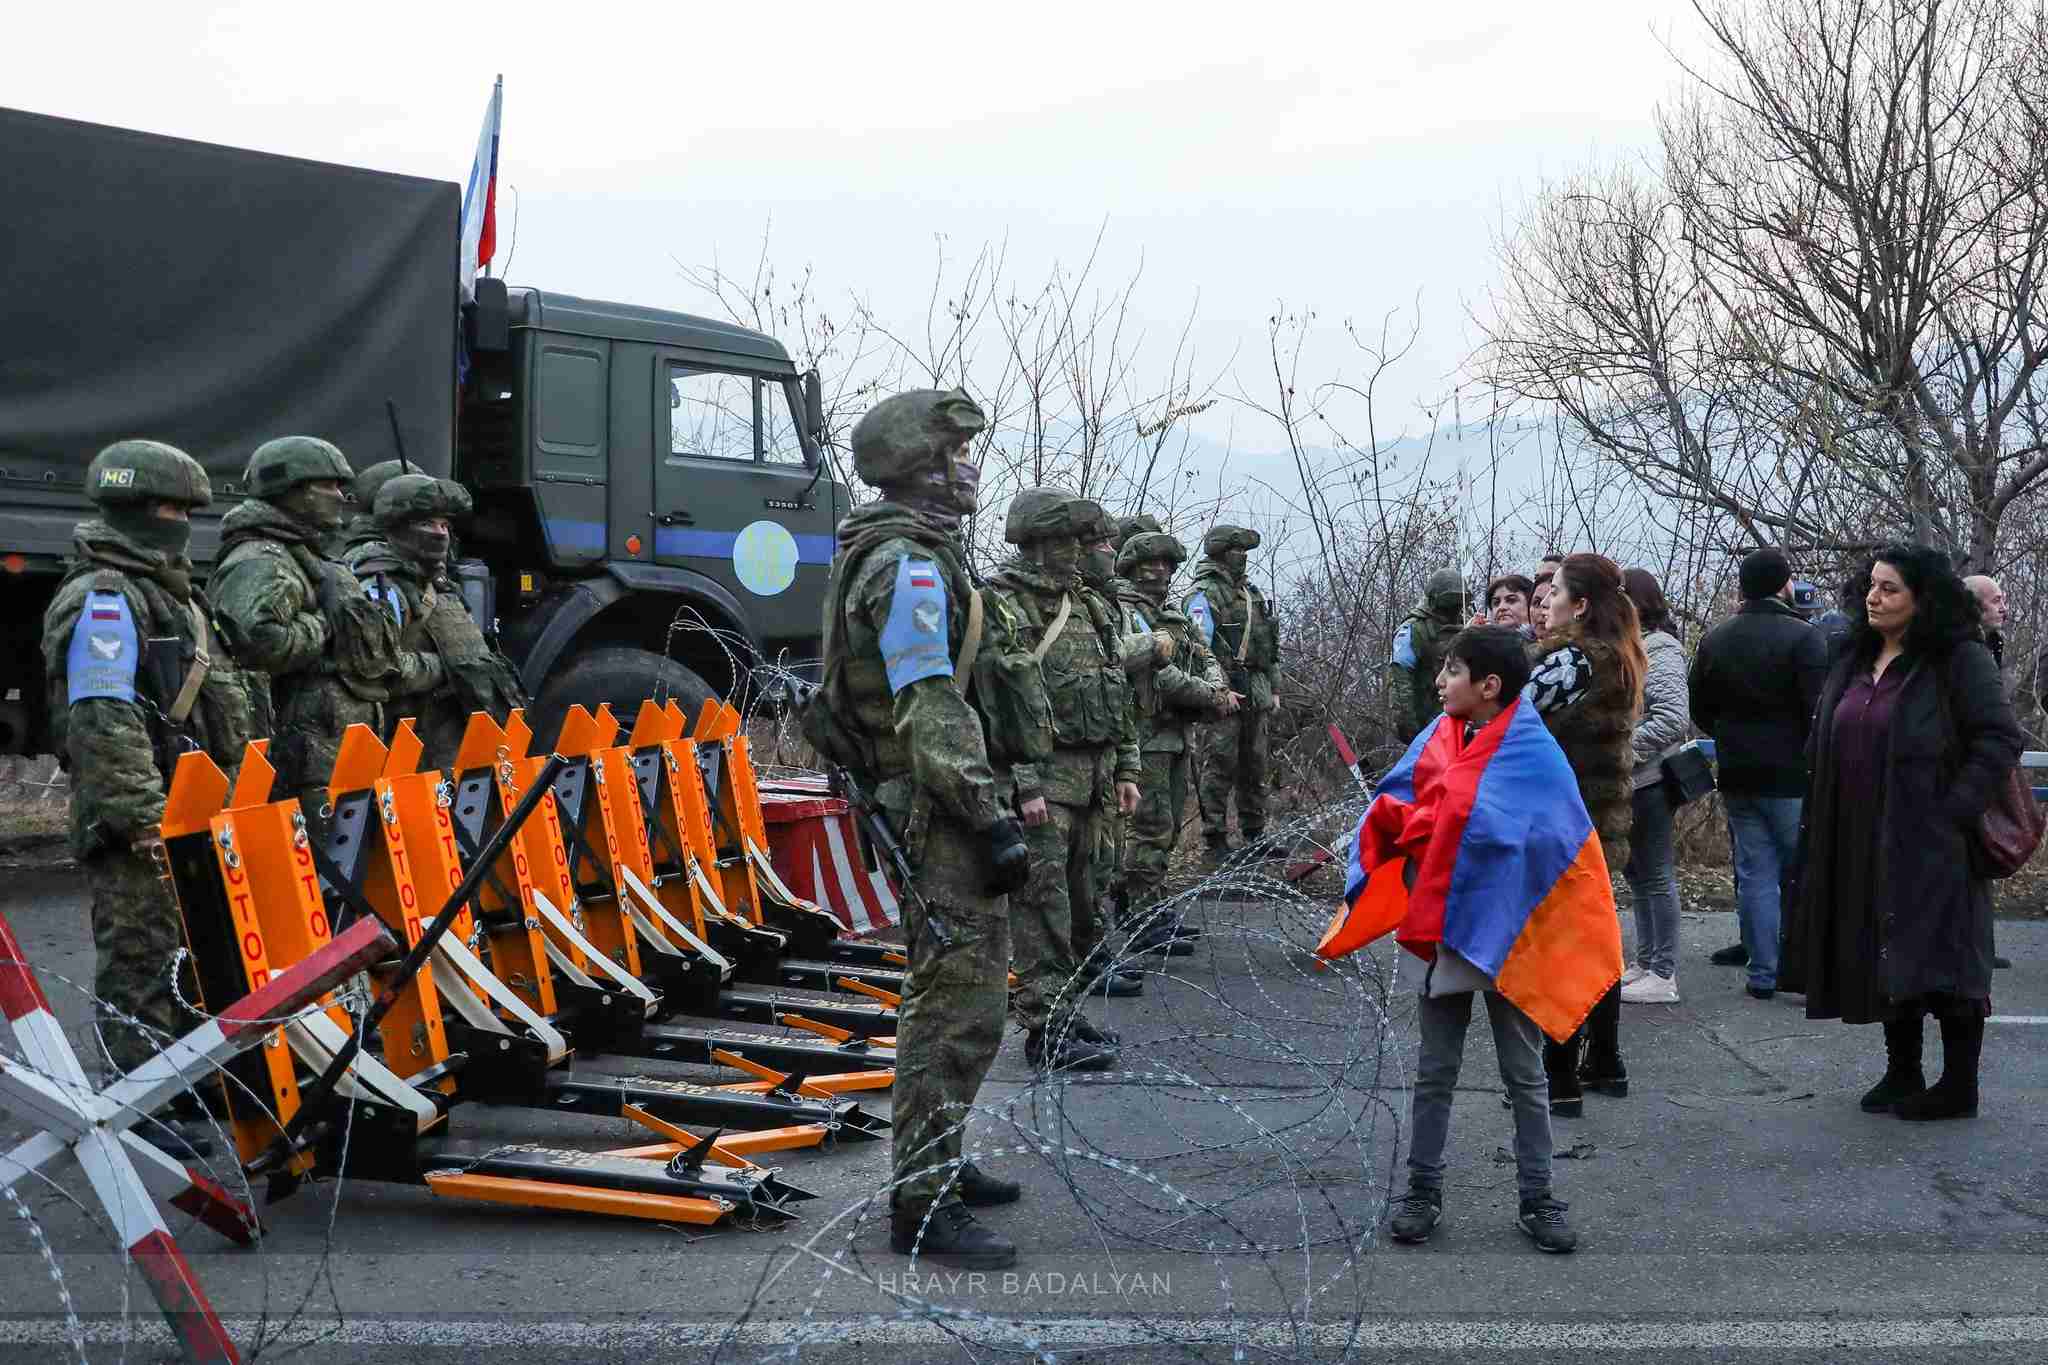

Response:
(1070, 501), (1117, 544)
(1116, 530), (1186, 575)
(86, 439), (211, 509)
(349, 459), (406, 514)
(1203, 525), (1261, 556)
(374, 474), (472, 529)
(1004, 487), (1102, 546)
(1424, 568), (1467, 615)
(849, 388), (987, 486)
(244, 435), (353, 500)
(1115, 513), (1163, 549)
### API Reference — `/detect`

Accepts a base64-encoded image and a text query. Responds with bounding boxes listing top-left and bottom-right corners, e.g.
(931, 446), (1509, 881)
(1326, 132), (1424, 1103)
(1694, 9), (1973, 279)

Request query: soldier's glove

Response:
(982, 817), (1031, 895)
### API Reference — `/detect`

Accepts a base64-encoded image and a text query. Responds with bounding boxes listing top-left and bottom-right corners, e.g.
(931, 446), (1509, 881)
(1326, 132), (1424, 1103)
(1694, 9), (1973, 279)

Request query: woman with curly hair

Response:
(1784, 544), (2021, 1121)
(1523, 553), (1646, 1115)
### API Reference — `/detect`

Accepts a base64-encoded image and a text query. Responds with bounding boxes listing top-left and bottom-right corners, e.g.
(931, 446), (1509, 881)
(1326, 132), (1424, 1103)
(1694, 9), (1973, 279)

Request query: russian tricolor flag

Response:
(459, 76), (503, 302)
(1315, 698), (1622, 1043)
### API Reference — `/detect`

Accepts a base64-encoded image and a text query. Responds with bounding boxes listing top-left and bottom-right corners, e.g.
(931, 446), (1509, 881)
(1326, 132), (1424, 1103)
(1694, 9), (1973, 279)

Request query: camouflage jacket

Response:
(1187, 560), (1280, 687)
(42, 522), (260, 857)
(984, 558), (1141, 808)
(826, 501), (1005, 834)
(1111, 582), (1227, 753)
(1388, 601), (1463, 742)
(344, 537), (528, 768)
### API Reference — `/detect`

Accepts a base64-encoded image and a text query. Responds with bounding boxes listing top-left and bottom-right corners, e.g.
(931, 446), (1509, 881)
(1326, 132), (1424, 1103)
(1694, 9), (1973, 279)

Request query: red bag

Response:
(1934, 652), (2045, 879)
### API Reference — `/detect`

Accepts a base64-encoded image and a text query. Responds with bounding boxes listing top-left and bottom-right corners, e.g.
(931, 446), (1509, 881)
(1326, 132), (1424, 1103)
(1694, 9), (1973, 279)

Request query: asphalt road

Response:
(0, 856), (2043, 1364)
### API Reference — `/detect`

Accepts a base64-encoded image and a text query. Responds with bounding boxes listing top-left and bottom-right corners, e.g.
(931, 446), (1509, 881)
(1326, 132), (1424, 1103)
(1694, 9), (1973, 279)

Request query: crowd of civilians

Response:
(1388, 541), (2026, 1126)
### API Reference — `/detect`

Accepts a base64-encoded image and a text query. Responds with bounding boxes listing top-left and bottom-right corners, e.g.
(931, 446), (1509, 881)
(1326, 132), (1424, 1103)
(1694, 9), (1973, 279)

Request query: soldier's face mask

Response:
(912, 441), (981, 517)
(283, 479), (348, 533)
(108, 501), (194, 558)
(394, 516), (452, 569)
(1221, 546), (1249, 578)
(1131, 560), (1172, 599)
(1034, 535), (1082, 585)
(1081, 539), (1116, 589)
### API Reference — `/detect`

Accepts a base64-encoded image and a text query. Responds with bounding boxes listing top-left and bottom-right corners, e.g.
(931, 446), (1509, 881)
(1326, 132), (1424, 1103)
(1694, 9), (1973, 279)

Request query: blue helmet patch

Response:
(67, 590), (140, 704)
(879, 555), (953, 694)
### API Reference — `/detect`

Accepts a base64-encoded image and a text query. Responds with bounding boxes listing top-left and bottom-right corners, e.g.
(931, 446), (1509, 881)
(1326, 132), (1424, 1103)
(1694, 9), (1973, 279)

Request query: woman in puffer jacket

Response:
(1619, 569), (1691, 1003)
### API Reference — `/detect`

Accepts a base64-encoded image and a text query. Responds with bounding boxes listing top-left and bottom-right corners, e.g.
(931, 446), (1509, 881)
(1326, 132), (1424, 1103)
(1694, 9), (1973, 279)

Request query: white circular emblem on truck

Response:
(732, 520), (799, 596)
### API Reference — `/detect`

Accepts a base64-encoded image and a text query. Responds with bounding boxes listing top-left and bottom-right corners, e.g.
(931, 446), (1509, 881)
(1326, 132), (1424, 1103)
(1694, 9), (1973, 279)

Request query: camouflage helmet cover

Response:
(1070, 501), (1117, 544)
(1004, 487), (1103, 546)
(1202, 525), (1261, 556)
(244, 435), (353, 500)
(849, 388), (987, 486)
(1424, 568), (1467, 615)
(1116, 530), (1187, 575)
(349, 459), (406, 513)
(1114, 513), (1163, 549)
(86, 439), (211, 509)
(373, 474), (472, 529)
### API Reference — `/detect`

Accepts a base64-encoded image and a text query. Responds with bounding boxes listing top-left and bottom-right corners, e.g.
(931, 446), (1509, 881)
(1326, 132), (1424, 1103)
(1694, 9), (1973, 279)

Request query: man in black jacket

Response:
(1689, 548), (1829, 997)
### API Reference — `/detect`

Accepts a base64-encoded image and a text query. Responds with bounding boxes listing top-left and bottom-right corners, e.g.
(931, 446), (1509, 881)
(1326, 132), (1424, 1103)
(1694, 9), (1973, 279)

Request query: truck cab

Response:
(462, 287), (843, 747)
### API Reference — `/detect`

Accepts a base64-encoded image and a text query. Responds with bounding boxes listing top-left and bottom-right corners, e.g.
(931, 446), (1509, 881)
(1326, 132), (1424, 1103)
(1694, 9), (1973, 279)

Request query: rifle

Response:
(830, 763), (953, 953)
(139, 635), (199, 782)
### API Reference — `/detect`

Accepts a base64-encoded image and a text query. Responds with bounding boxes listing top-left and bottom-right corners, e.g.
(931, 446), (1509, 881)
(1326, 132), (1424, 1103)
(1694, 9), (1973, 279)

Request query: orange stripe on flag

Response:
(1494, 832), (1624, 1043)
(1315, 858), (1409, 960)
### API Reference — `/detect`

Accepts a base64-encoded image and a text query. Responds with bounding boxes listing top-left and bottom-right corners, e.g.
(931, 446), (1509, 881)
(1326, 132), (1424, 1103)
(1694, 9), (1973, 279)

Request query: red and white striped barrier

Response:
(758, 779), (901, 936)
(0, 910), (394, 1365)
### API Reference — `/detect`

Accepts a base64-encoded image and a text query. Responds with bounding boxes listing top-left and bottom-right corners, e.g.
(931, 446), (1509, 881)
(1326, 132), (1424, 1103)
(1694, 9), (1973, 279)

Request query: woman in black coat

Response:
(1784, 543), (2021, 1121)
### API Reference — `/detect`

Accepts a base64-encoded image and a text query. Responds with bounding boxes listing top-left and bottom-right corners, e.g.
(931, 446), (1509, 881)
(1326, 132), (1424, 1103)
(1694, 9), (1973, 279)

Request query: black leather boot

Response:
(890, 1201), (1018, 1267)
(1896, 1013), (1981, 1121)
(1859, 1015), (1926, 1113)
(956, 1161), (1022, 1207)
(1025, 1027), (1116, 1073)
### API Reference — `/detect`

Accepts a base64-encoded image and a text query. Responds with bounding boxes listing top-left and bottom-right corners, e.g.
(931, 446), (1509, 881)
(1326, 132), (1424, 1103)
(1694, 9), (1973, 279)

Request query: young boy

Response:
(1387, 625), (1577, 1254)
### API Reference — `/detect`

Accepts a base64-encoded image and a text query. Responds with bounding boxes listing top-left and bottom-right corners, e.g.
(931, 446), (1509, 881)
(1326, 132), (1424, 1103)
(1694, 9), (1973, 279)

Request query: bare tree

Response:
(1485, 0), (2048, 570)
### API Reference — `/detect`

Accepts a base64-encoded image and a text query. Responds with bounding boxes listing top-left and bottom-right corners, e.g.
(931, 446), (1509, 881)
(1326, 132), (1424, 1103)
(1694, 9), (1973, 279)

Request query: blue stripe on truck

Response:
(544, 520), (834, 564)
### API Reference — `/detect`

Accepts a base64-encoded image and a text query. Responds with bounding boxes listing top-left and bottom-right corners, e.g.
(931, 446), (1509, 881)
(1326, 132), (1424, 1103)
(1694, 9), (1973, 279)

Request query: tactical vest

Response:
(993, 575), (1121, 751)
(1190, 564), (1278, 678)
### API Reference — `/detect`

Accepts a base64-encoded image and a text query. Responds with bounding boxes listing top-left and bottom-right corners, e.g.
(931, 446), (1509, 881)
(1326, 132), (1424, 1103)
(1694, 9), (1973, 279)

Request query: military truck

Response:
(0, 106), (845, 756)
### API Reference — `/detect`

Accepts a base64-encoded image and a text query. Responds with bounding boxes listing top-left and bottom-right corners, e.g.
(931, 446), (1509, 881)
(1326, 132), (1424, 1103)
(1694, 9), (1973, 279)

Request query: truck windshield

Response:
(667, 366), (804, 466)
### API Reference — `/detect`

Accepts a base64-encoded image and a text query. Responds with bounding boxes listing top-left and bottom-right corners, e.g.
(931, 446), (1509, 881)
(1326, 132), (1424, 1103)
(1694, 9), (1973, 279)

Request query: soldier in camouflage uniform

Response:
(1388, 569), (1468, 743)
(338, 458), (406, 551)
(1114, 531), (1234, 951)
(983, 490), (1140, 1073)
(815, 389), (1030, 1268)
(346, 474), (528, 770)
(208, 437), (408, 807)
(1071, 506), (1146, 999)
(41, 441), (261, 1159)
(1187, 526), (1281, 861)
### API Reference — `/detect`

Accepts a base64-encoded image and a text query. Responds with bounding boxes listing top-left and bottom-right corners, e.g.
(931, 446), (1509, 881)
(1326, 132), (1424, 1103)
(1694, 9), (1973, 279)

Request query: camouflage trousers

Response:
(85, 847), (191, 1078)
(894, 815), (1012, 1216)
(1119, 749), (1191, 918)
(1009, 797), (1102, 1032)
(1196, 706), (1270, 843)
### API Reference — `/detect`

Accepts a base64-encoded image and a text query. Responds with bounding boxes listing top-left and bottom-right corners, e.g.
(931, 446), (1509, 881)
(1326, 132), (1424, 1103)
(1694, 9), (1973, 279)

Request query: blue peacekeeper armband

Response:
(1186, 592), (1214, 646)
(67, 591), (140, 704)
(360, 574), (407, 627)
(1392, 620), (1418, 669)
(879, 555), (953, 694)
(1131, 610), (1152, 632)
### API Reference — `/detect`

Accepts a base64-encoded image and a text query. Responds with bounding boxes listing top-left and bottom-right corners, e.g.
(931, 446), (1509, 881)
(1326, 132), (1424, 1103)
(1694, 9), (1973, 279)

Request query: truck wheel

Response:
(528, 646), (718, 752)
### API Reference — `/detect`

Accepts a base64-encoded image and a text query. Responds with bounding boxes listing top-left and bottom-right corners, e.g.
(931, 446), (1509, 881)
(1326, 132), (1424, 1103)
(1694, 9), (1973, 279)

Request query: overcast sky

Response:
(15, 0), (1699, 461)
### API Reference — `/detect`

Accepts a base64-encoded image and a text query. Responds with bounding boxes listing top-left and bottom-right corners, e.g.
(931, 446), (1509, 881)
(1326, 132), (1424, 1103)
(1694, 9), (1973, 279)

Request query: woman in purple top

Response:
(1785, 544), (2021, 1121)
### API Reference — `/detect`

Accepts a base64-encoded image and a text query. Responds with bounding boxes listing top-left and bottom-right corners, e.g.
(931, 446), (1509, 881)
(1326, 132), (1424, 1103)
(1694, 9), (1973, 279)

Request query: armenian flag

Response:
(1315, 698), (1622, 1042)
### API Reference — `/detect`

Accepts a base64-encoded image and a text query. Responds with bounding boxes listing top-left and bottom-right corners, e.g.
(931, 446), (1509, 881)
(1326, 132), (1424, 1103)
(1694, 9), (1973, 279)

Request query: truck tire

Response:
(527, 646), (719, 752)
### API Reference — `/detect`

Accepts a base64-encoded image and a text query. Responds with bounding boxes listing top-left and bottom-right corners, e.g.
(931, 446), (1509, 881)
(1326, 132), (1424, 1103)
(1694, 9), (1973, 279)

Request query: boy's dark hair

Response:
(1445, 625), (1532, 700)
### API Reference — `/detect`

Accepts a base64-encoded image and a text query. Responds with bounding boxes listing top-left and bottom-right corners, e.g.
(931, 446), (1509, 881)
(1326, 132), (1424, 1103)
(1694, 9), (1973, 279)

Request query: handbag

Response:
(1932, 652), (2045, 879)
(1659, 739), (1716, 807)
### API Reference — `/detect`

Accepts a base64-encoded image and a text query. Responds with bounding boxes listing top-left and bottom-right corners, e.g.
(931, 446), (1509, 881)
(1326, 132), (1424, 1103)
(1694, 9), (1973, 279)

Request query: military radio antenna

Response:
(384, 398), (411, 475)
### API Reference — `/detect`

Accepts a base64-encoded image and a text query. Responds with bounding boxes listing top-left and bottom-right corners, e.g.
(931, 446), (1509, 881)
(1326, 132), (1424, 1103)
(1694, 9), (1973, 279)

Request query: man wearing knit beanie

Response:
(1687, 547), (1829, 994)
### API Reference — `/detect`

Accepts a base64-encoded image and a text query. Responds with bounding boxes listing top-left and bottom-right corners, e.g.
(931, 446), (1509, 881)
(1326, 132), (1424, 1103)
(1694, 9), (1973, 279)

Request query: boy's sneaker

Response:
(1517, 1195), (1577, 1254)
(1387, 1187), (1442, 1244)
(1620, 971), (1679, 1004)
(1619, 965), (1649, 987)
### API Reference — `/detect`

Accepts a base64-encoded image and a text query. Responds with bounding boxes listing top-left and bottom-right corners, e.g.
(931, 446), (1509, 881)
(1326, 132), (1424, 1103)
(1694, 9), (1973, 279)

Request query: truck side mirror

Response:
(803, 370), (825, 444)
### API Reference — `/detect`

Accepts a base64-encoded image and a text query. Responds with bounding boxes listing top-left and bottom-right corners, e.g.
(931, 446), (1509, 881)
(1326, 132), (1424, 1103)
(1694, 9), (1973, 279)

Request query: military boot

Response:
(1068, 1015), (1121, 1047)
(1025, 1027), (1117, 1073)
(1128, 911), (1198, 957)
(1200, 836), (1231, 869)
(890, 1201), (1019, 1268)
(957, 1161), (1022, 1207)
